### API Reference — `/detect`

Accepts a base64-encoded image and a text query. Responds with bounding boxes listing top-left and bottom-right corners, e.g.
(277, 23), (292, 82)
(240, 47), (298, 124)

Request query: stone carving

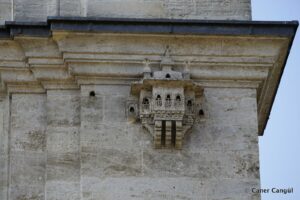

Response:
(130, 48), (203, 149)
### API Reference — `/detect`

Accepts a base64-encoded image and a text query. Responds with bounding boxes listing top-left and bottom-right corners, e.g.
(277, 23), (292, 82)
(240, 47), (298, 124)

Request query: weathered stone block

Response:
(10, 94), (46, 154)
(104, 95), (126, 122)
(14, 0), (48, 21)
(87, 0), (165, 18)
(206, 179), (260, 200)
(0, 0), (11, 24)
(0, 97), (9, 200)
(47, 90), (80, 126)
(47, 0), (59, 16)
(10, 152), (45, 187)
(142, 149), (259, 180)
(0, 156), (8, 189)
(11, 94), (46, 130)
(10, 185), (44, 200)
(46, 126), (79, 154)
(0, 98), (8, 155)
(80, 96), (104, 127)
(0, 0), (251, 23)
(81, 177), (206, 200)
(45, 89), (81, 199)
(81, 148), (142, 179)
(204, 88), (258, 128)
(187, 124), (259, 152)
(46, 181), (80, 200)
(80, 125), (135, 153)
(47, 153), (80, 182)
(60, 0), (82, 16)
(11, 128), (46, 153)
(86, 0), (251, 20)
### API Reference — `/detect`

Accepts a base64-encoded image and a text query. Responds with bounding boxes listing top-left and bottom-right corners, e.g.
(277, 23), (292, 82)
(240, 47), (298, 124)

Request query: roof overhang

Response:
(0, 17), (298, 136)
(1, 17), (298, 38)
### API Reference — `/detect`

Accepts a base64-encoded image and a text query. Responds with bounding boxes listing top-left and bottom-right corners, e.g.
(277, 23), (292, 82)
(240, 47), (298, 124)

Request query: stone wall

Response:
(0, 97), (9, 200)
(9, 94), (47, 200)
(0, 86), (260, 199)
(0, 0), (251, 24)
(45, 90), (81, 200)
(0, 27), (293, 199)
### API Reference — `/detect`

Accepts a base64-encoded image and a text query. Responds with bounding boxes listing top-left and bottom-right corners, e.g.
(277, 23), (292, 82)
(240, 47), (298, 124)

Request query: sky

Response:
(252, 0), (300, 200)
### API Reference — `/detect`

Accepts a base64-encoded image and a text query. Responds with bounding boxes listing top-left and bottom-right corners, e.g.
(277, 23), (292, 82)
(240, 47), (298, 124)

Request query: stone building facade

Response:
(0, 1), (298, 200)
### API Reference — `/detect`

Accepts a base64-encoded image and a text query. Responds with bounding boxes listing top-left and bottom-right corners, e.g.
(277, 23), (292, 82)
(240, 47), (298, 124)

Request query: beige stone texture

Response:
(9, 94), (47, 200)
(79, 86), (260, 199)
(0, 0), (251, 24)
(0, 79), (263, 199)
(0, 19), (294, 199)
(0, 0), (296, 198)
(46, 90), (80, 200)
(0, 0), (11, 23)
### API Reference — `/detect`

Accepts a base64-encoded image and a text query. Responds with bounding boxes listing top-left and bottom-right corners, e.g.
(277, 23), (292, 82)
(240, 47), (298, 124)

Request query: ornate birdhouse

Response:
(130, 49), (203, 149)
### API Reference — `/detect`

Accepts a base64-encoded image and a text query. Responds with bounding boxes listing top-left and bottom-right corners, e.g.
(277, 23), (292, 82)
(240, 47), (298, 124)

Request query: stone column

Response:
(175, 120), (183, 149)
(165, 121), (172, 148)
(79, 85), (142, 200)
(154, 120), (162, 148)
(45, 90), (80, 200)
(0, 97), (9, 200)
(9, 94), (47, 200)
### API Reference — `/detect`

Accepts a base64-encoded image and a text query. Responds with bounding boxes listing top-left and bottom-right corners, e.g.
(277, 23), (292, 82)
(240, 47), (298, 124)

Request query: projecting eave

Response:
(0, 18), (298, 136)
(0, 17), (298, 38)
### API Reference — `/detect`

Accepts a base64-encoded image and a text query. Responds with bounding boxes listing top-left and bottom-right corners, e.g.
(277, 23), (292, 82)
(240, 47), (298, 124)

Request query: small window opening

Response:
(165, 73), (171, 78)
(129, 107), (135, 113)
(187, 100), (193, 112)
(143, 98), (149, 104)
(175, 95), (181, 107)
(142, 98), (150, 110)
(199, 109), (204, 116)
(89, 91), (96, 97)
(166, 94), (171, 107)
(161, 120), (166, 146)
(156, 95), (162, 106)
(171, 121), (176, 147)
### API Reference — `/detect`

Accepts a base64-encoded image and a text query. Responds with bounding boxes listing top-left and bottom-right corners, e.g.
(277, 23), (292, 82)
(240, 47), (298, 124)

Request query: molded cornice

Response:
(0, 17), (298, 38)
(0, 17), (298, 136)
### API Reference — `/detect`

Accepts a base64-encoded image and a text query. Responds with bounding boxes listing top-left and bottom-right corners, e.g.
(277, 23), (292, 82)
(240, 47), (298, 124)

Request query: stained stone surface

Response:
(9, 94), (47, 200)
(5, 30), (295, 199)
(0, 0), (11, 23)
(46, 90), (81, 200)
(0, 83), (262, 200)
(0, 97), (9, 200)
(0, 0), (251, 24)
(0, 0), (294, 199)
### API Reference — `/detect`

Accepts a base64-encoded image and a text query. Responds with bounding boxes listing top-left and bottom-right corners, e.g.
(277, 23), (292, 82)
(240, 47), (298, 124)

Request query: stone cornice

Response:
(0, 17), (298, 38)
(0, 18), (298, 136)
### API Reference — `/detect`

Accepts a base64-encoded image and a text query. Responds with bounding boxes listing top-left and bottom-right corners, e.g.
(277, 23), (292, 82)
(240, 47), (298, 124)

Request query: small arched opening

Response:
(187, 100), (193, 112)
(199, 109), (204, 116)
(175, 95), (181, 107)
(89, 91), (96, 97)
(142, 98), (150, 110)
(165, 94), (171, 107)
(156, 95), (162, 106)
(129, 106), (135, 113)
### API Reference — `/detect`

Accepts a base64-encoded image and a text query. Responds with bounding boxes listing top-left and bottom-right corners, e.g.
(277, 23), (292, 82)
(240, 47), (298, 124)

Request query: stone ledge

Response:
(0, 17), (298, 38)
(0, 18), (298, 137)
